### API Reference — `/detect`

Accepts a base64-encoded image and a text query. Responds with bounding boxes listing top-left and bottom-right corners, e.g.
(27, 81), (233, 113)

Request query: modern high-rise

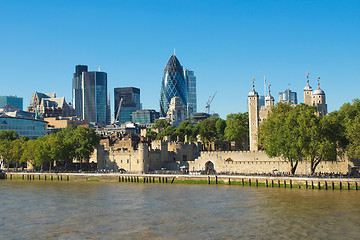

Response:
(82, 71), (108, 125)
(279, 88), (297, 105)
(132, 109), (159, 124)
(160, 55), (188, 117)
(72, 65), (88, 118)
(114, 87), (140, 124)
(72, 65), (109, 125)
(184, 69), (197, 118)
(0, 96), (23, 110)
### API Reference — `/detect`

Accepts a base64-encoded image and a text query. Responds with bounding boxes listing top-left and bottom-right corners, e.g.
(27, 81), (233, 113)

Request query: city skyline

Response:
(0, 1), (359, 118)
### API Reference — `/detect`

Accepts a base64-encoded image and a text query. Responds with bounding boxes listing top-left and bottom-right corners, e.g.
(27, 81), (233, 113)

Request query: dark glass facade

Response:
(82, 71), (108, 125)
(132, 109), (159, 124)
(160, 55), (188, 117)
(114, 87), (140, 124)
(72, 65), (88, 118)
(0, 96), (23, 110)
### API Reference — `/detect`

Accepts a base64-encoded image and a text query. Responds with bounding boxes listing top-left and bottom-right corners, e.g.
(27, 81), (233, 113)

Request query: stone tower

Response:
(248, 83), (259, 151)
(265, 85), (275, 109)
(312, 78), (327, 116)
(303, 73), (313, 105)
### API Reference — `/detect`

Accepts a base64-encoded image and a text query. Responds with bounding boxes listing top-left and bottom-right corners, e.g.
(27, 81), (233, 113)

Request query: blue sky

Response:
(0, 0), (359, 118)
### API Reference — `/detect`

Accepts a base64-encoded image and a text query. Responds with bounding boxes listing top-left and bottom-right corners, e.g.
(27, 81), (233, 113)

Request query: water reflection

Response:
(0, 181), (359, 239)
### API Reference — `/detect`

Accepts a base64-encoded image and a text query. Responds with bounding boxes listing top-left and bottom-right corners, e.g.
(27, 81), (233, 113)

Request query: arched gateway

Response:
(205, 161), (215, 174)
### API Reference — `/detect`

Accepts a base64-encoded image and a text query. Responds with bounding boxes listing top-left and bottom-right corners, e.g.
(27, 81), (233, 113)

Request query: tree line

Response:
(146, 112), (249, 149)
(0, 127), (100, 171)
(259, 100), (360, 175)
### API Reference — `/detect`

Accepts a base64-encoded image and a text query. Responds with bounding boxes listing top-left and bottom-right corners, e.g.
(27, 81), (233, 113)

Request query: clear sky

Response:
(0, 0), (359, 118)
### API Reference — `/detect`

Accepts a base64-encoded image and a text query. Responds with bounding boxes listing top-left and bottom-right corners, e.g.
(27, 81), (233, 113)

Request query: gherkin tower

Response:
(160, 55), (188, 117)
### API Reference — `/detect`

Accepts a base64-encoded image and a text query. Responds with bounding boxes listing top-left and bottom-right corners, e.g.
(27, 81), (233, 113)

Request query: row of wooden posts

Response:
(5, 174), (359, 190)
(119, 176), (175, 184)
(222, 176), (358, 190)
(7, 174), (70, 181)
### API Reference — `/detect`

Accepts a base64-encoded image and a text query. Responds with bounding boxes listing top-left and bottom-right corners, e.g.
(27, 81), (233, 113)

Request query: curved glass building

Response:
(160, 55), (188, 117)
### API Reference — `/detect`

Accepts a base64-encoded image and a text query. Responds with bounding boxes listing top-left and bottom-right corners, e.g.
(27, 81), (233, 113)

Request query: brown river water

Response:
(0, 181), (359, 240)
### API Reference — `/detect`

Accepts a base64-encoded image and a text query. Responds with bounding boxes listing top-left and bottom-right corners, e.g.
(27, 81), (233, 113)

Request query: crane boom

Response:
(205, 91), (217, 114)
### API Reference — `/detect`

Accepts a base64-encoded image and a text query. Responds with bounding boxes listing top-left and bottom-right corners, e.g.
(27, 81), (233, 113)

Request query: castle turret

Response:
(248, 81), (259, 151)
(265, 85), (275, 108)
(312, 77), (327, 116)
(304, 73), (313, 105)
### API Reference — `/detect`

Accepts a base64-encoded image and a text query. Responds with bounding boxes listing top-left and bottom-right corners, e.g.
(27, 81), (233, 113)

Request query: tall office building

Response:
(72, 65), (109, 125)
(72, 65), (88, 118)
(132, 109), (159, 124)
(160, 55), (188, 117)
(114, 87), (140, 124)
(279, 88), (298, 105)
(184, 69), (197, 118)
(0, 96), (23, 110)
(82, 71), (108, 125)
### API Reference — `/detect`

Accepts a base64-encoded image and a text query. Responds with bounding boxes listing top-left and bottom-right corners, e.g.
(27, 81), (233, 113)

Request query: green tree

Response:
(338, 99), (360, 158)
(259, 103), (303, 174)
(73, 127), (100, 168)
(224, 112), (249, 148)
(0, 130), (19, 141)
(215, 118), (226, 140)
(198, 117), (218, 145)
(153, 119), (170, 131)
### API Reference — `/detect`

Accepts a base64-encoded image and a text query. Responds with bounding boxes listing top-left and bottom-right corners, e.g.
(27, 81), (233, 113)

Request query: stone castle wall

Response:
(189, 150), (351, 174)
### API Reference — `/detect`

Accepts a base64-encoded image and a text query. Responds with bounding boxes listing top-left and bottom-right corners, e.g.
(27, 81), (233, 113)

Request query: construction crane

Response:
(114, 98), (123, 125)
(205, 91), (217, 115)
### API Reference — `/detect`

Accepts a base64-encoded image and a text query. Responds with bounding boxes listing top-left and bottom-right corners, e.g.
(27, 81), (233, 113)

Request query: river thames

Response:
(0, 181), (359, 239)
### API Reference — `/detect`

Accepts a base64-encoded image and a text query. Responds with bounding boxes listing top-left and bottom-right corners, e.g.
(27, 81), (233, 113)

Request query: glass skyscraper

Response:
(72, 65), (88, 118)
(184, 69), (197, 118)
(114, 87), (140, 124)
(0, 96), (23, 110)
(160, 55), (188, 117)
(279, 88), (298, 105)
(82, 71), (108, 125)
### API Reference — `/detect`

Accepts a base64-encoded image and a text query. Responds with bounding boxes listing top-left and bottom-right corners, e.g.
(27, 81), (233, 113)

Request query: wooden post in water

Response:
(340, 182), (342, 190)
(290, 180), (292, 188)
(356, 182), (358, 190)
(57, 175), (59, 181)
(278, 180), (280, 188)
(242, 179), (244, 186)
(318, 182), (321, 190)
(22, 174), (24, 180)
(325, 181), (328, 190)
(306, 181), (308, 189)
(45, 175), (47, 181)
(153, 177), (155, 183)
(171, 177), (175, 183)
(256, 179), (258, 187)
(166, 177), (168, 183)
(332, 182), (335, 190)
(311, 181), (314, 189)
(38, 175), (40, 180)
(266, 179), (268, 187)
(137, 177), (139, 182)
(208, 176), (210, 184)
(229, 178), (231, 185)
(67, 175), (69, 181)
(118, 176), (120, 182)
(284, 180), (286, 188)
(249, 179), (251, 186)
(61, 175), (62, 181)
(271, 180), (274, 187)
(215, 176), (218, 184)
(10, 174), (12, 180)
(348, 182), (350, 190)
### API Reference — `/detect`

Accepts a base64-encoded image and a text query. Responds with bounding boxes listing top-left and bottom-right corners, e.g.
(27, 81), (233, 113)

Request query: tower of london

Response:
(248, 74), (327, 151)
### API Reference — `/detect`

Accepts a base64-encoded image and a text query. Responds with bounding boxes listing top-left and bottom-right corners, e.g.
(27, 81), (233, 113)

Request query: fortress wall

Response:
(189, 151), (349, 174)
